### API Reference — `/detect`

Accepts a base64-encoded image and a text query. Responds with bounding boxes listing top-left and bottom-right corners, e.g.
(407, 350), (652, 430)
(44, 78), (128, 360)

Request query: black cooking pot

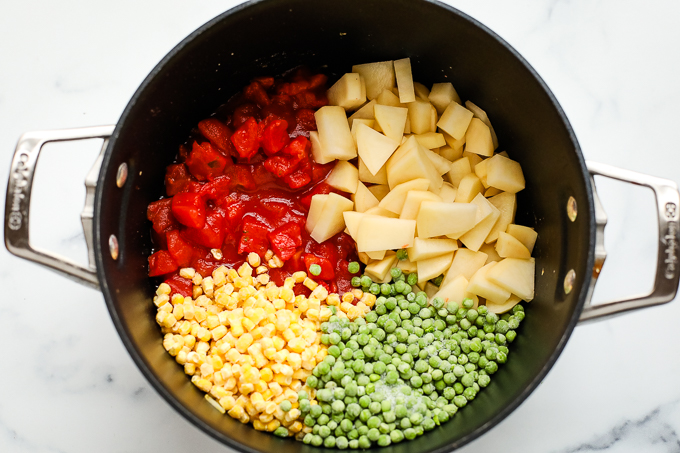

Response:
(5, 1), (680, 452)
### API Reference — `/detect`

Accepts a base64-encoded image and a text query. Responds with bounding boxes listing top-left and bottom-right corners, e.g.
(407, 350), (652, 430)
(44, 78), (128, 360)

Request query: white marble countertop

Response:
(1, 1), (679, 452)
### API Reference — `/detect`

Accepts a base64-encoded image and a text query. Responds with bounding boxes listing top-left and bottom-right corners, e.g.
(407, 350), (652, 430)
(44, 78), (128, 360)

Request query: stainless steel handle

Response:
(579, 161), (680, 322)
(4, 126), (115, 289)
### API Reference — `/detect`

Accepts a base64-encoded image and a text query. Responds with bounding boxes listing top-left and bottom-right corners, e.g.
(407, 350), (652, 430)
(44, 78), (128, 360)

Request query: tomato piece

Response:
(244, 80), (270, 107)
(230, 117), (260, 160)
(299, 182), (335, 209)
(261, 119), (290, 155)
(239, 217), (270, 257)
(268, 223), (302, 261)
(171, 192), (206, 229)
(164, 273), (193, 297)
(224, 164), (257, 190)
(232, 103), (260, 129)
(199, 176), (232, 201)
(165, 164), (194, 196)
(295, 108), (317, 132)
(311, 160), (334, 183)
(147, 198), (178, 233)
(253, 76), (275, 89)
(166, 230), (193, 268)
(149, 250), (178, 277)
(185, 141), (228, 181)
(198, 118), (233, 156)
(304, 254), (335, 280)
(182, 209), (226, 249)
(294, 90), (327, 109)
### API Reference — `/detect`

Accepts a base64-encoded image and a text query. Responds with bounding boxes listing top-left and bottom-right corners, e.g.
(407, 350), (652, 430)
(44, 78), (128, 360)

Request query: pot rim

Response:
(93, 0), (596, 451)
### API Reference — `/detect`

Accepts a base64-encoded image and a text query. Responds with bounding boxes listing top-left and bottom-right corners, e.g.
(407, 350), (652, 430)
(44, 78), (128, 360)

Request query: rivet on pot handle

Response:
(580, 161), (680, 322)
(4, 126), (115, 289)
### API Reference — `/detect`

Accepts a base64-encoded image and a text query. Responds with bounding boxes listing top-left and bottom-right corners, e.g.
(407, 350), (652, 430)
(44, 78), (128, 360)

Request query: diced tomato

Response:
(268, 223), (302, 261)
(232, 103), (260, 129)
(311, 160), (334, 183)
(164, 273), (193, 297)
(260, 119), (290, 155)
(183, 209), (226, 249)
(198, 118), (233, 156)
(148, 250), (178, 277)
(295, 109), (317, 132)
(239, 217), (270, 257)
(307, 74), (328, 90)
(220, 196), (249, 228)
(299, 182), (337, 209)
(244, 80), (270, 107)
(304, 253), (335, 280)
(277, 80), (309, 96)
(185, 141), (228, 181)
(294, 90), (327, 109)
(282, 166), (312, 189)
(199, 176), (232, 201)
(334, 232), (357, 261)
(166, 230), (193, 268)
(165, 164), (194, 196)
(253, 76), (275, 89)
(171, 192), (206, 229)
(224, 164), (257, 190)
(230, 117), (260, 160)
(147, 198), (178, 233)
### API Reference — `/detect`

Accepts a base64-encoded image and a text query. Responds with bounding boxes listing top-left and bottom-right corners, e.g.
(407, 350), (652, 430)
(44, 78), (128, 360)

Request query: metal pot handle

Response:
(4, 126), (115, 289)
(580, 161), (680, 322)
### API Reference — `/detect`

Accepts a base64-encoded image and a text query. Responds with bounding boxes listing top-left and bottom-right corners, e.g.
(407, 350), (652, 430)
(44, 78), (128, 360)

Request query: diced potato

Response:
(356, 123), (400, 176)
(414, 132), (446, 149)
(424, 282), (440, 300)
(447, 157), (472, 187)
(358, 252), (371, 265)
(305, 194), (330, 234)
(506, 224), (538, 253)
(438, 182), (458, 203)
(348, 100), (377, 127)
(352, 61), (395, 100)
(326, 160), (359, 194)
(429, 104), (438, 133)
(486, 258), (535, 301)
(356, 217), (416, 252)
(474, 158), (489, 187)
(486, 192), (517, 243)
(417, 252), (455, 286)
(352, 181), (380, 213)
(358, 158), (388, 185)
(327, 73), (366, 111)
(485, 187), (503, 197)
(437, 102), (473, 140)
(439, 145), (463, 163)
(407, 100), (435, 134)
(433, 275), (478, 307)
(310, 193), (354, 243)
(469, 193), (494, 226)
(416, 201), (477, 238)
(465, 100), (499, 150)
(309, 131), (331, 164)
(364, 206), (399, 218)
(407, 237), (458, 261)
(400, 190), (442, 220)
(393, 58), (416, 104)
(376, 89), (403, 107)
(366, 250), (387, 260)
(364, 252), (398, 282)
(343, 210), (364, 240)
(442, 131), (465, 154)
(413, 82), (430, 100)
(486, 294), (522, 314)
(463, 151), (483, 170)
(373, 105), (408, 143)
(397, 257), (418, 274)
(367, 184), (390, 201)
(315, 106), (357, 161)
(379, 178), (430, 214)
(428, 83), (462, 114)
(350, 118), (376, 146)
(459, 199), (500, 251)
(440, 248), (488, 288)
(386, 136), (443, 190)
(495, 232), (531, 259)
(486, 154), (525, 193)
(455, 174), (484, 203)
(466, 262), (511, 304)
(464, 118), (494, 157)
(424, 149), (452, 175)
(479, 242), (502, 264)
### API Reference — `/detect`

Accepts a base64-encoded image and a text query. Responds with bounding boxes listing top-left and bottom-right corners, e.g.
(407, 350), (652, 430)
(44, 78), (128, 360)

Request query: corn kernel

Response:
(266, 419), (280, 432)
(303, 277), (318, 290)
(342, 292), (355, 303)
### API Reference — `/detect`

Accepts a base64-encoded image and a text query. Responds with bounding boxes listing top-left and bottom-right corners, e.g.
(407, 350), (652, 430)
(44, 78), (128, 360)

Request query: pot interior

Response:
(95, 1), (595, 451)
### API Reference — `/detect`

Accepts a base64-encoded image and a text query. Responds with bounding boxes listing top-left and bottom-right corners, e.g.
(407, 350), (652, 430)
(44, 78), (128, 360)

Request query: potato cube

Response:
(442, 131), (465, 154)
(428, 83), (462, 114)
(352, 61), (395, 100)
(439, 145), (463, 163)
(433, 274), (478, 307)
(486, 154), (525, 193)
(305, 194), (330, 234)
(437, 102), (473, 140)
(438, 182), (458, 203)
(367, 184), (390, 201)
(407, 100), (435, 134)
(506, 224), (538, 253)
(379, 178), (430, 214)
(310, 193), (354, 243)
(413, 82), (430, 100)
(314, 106), (357, 161)
(414, 132), (447, 149)
(356, 217), (416, 252)
(454, 174), (484, 203)
(397, 257), (417, 274)
(474, 158), (489, 187)
(486, 294), (522, 314)
(356, 123), (400, 176)
(326, 161), (359, 194)
(425, 149), (452, 175)
(479, 242), (502, 264)
(358, 158), (388, 185)
(486, 192), (517, 243)
(348, 99), (376, 128)
(464, 118), (494, 157)
(486, 258), (535, 302)
(440, 248), (488, 288)
(364, 252), (398, 282)
(465, 100), (498, 150)
(376, 89), (403, 107)
(350, 118), (375, 146)
(407, 238), (458, 261)
(352, 181), (380, 213)
(459, 199), (500, 251)
(447, 157), (472, 187)
(327, 73), (366, 111)
(416, 201), (477, 238)
(366, 250), (387, 261)
(393, 58), (416, 103)
(495, 232), (531, 259)
(400, 190), (442, 220)
(386, 136), (443, 190)
(417, 252), (455, 286)
(463, 151), (483, 170)
(342, 211), (364, 240)
(466, 263), (511, 304)
(373, 104), (408, 143)
(485, 187), (503, 197)
(364, 206), (399, 218)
